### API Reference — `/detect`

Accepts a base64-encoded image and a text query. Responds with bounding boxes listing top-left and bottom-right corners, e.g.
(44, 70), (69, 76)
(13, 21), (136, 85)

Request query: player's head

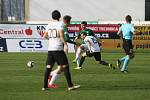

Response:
(52, 10), (61, 21)
(81, 31), (87, 39)
(125, 15), (132, 23)
(81, 21), (87, 30)
(63, 15), (72, 25)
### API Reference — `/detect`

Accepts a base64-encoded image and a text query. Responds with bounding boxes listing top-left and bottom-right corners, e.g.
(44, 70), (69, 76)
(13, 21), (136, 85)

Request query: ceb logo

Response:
(19, 40), (43, 48)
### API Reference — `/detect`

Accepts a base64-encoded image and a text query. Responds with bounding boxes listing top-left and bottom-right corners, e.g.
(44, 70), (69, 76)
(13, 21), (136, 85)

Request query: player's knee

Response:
(62, 64), (69, 69)
(129, 53), (135, 59)
(126, 55), (130, 60)
(57, 66), (64, 74)
(82, 52), (87, 57)
(80, 46), (84, 50)
(46, 65), (52, 68)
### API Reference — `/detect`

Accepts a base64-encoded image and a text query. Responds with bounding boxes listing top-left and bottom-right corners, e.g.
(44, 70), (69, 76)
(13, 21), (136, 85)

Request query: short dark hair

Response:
(52, 10), (61, 20)
(81, 21), (87, 25)
(125, 15), (132, 22)
(63, 15), (72, 21)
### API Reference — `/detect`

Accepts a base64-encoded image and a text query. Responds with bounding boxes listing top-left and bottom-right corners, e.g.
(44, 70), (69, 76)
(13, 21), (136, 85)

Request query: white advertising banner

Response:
(6, 39), (48, 52)
(0, 24), (47, 38)
(6, 39), (75, 52)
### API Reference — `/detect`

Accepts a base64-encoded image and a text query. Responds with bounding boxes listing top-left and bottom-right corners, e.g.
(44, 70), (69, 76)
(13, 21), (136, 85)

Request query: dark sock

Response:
(79, 56), (85, 67)
(43, 68), (52, 88)
(100, 60), (109, 66)
(64, 66), (73, 87)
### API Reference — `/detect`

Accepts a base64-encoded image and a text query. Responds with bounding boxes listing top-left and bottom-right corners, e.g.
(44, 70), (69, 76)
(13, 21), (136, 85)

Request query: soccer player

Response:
(63, 15), (77, 45)
(117, 15), (136, 73)
(47, 15), (80, 87)
(73, 21), (96, 69)
(42, 10), (80, 91)
(76, 32), (113, 69)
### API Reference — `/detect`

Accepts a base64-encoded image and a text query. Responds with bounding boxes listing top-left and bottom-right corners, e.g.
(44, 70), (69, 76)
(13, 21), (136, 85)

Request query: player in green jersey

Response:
(73, 21), (97, 69)
(63, 15), (77, 44)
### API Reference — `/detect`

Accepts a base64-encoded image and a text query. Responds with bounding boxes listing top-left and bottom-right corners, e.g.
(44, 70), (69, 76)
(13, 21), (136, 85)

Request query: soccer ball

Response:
(27, 61), (34, 68)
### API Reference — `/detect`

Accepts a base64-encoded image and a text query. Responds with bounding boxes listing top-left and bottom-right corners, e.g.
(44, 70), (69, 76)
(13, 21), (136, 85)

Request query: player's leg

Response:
(121, 55), (130, 72)
(94, 52), (112, 67)
(75, 52), (86, 69)
(63, 65), (74, 87)
(79, 55), (86, 68)
(65, 65), (80, 91)
(75, 44), (88, 69)
(72, 44), (80, 63)
(59, 52), (74, 87)
(55, 51), (80, 90)
(42, 52), (54, 90)
(117, 56), (126, 68)
(73, 38), (81, 62)
(48, 66), (62, 88)
(120, 40), (131, 72)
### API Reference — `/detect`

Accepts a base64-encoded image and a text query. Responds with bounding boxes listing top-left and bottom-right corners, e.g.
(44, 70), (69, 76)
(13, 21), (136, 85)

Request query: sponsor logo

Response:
(95, 33), (109, 38)
(68, 24), (119, 33)
(37, 26), (46, 37)
(19, 40), (43, 49)
(0, 29), (24, 35)
(25, 27), (33, 35)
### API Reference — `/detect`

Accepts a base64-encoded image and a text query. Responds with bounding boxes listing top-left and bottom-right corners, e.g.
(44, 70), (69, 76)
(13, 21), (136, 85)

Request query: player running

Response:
(75, 32), (113, 69)
(73, 21), (96, 69)
(117, 15), (137, 73)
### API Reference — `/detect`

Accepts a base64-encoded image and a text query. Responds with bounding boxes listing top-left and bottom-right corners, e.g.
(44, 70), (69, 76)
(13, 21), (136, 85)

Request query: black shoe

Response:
(121, 70), (128, 73)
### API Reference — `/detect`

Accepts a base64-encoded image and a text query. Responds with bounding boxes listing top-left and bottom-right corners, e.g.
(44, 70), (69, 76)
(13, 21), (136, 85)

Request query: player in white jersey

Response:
(76, 32), (113, 69)
(42, 10), (80, 91)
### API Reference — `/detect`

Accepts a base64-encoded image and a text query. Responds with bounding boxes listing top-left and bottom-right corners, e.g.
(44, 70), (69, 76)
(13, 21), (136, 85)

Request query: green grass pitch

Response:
(0, 49), (150, 100)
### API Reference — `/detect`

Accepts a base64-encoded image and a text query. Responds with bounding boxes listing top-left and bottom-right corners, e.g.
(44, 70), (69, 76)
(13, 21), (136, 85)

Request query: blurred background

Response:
(0, 0), (150, 22)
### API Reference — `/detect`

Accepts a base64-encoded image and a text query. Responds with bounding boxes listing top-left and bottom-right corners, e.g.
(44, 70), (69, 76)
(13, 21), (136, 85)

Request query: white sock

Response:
(49, 73), (60, 85)
(50, 70), (57, 76)
(76, 47), (82, 61)
(76, 57), (80, 67)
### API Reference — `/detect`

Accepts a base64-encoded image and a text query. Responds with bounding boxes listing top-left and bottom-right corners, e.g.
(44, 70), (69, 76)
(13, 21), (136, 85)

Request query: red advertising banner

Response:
(68, 24), (119, 33)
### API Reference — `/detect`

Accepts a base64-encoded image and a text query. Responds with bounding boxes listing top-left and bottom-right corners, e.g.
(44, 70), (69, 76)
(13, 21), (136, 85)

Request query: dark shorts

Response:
(46, 51), (68, 66)
(123, 39), (133, 55)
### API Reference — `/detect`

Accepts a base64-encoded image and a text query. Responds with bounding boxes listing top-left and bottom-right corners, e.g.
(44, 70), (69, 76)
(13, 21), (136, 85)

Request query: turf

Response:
(0, 49), (150, 100)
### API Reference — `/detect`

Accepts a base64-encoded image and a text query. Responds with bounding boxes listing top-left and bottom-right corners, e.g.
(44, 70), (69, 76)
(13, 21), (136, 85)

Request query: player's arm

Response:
(74, 32), (81, 42)
(64, 34), (76, 44)
(60, 30), (68, 53)
(43, 32), (49, 40)
(132, 26), (139, 35)
(117, 27), (122, 35)
(85, 39), (91, 52)
(43, 25), (50, 39)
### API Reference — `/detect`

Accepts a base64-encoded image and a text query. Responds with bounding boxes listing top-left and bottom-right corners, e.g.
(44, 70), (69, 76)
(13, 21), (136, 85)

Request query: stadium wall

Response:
(28, 0), (145, 21)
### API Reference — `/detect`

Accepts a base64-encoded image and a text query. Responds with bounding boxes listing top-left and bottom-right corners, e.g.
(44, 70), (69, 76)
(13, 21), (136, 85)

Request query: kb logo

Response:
(19, 40), (43, 48)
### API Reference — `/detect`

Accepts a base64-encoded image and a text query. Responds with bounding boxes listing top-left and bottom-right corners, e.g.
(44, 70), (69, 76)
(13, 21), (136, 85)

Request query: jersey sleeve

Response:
(131, 25), (135, 33)
(63, 25), (68, 34)
(60, 22), (64, 30)
(84, 37), (89, 43)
